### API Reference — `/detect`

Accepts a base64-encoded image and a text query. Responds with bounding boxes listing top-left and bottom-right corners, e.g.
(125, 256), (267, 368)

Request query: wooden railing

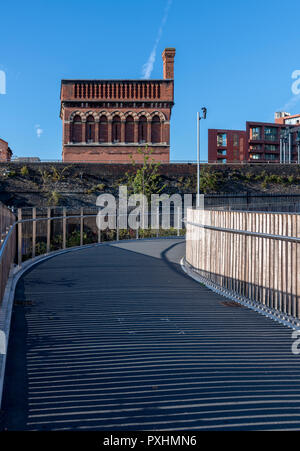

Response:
(186, 209), (300, 319)
(0, 203), (16, 304)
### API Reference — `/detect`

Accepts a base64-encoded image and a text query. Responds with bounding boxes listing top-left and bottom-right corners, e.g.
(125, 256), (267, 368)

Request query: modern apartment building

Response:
(208, 129), (247, 163)
(208, 112), (300, 163)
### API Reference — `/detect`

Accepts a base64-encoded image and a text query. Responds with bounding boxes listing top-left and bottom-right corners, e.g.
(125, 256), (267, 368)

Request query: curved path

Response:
(1, 239), (300, 431)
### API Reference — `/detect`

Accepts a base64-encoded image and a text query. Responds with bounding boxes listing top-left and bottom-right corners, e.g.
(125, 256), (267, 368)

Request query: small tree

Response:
(126, 147), (166, 201)
(20, 165), (29, 177)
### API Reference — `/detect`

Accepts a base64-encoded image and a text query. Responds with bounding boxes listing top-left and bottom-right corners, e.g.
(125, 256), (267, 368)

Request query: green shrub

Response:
(36, 241), (47, 256)
(86, 183), (106, 195)
(20, 166), (29, 177)
(48, 190), (61, 206)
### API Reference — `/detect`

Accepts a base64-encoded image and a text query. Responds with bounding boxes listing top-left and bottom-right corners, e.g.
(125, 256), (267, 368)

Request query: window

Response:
(250, 154), (261, 160)
(86, 115), (95, 143)
(249, 144), (262, 151)
(71, 115), (82, 143)
(217, 149), (227, 156)
(99, 116), (108, 143)
(233, 134), (239, 147)
(250, 127), (261, 140)
(265, 154), (278, 161)
(112, 115), (121, 143)
(138, 116), (147, 143)
(265, 144), (278, 152)
(151, 115), (161, 143)
(264, 127), (278, 142)
(125, 116), (134, 143)
(217, 133), (227, 147)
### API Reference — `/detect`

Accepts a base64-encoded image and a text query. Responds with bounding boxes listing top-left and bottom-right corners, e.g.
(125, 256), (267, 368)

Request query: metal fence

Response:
(2, 159), (300, 165)
(203, 193), (300, 213)
(0, 206), (185, 304)
(186, 209), (300, 320)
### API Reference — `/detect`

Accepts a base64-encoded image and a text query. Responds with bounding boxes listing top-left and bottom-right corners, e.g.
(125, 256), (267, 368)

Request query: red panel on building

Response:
(208, 129), (247, 163)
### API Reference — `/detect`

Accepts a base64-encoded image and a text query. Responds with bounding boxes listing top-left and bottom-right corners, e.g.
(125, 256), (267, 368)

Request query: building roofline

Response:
(61, 79), (174, 83)
(246, 121), (283, 127)
(208, 128), (246, 133)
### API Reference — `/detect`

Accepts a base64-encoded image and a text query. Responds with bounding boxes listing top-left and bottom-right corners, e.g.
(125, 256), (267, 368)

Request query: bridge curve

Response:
(1, 239), (300, 431)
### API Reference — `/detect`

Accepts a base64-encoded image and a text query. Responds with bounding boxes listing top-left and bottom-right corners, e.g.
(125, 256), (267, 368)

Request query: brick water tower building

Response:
(60, 48), (176, 163)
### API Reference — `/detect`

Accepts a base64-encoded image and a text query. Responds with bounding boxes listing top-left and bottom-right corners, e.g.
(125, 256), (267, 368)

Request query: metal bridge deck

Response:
(1, 239), (300, 431)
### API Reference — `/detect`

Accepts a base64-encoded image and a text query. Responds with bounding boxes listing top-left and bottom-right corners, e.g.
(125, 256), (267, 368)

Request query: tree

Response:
(126, 147), (166, 201)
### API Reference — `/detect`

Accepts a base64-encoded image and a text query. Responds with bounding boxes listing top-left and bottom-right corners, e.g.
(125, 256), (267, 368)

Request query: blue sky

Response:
(0, 0), (300, 161)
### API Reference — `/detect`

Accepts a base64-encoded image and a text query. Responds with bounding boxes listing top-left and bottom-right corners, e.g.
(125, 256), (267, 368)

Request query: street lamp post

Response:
(197, 107), (207, 208)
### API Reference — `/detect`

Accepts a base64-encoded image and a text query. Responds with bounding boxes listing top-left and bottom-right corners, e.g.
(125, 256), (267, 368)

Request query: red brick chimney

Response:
(162, 48), (176, 80)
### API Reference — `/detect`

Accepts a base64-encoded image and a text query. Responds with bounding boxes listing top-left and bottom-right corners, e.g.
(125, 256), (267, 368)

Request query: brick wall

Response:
(60, 49), (175, 163)
(0, 139), (12, 161)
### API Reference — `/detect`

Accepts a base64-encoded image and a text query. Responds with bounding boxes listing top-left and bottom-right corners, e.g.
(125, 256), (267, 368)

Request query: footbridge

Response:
(0, 204), (300, 431)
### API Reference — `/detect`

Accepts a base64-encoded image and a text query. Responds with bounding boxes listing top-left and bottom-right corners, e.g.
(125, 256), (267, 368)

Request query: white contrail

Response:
(142, 0), (173, 79)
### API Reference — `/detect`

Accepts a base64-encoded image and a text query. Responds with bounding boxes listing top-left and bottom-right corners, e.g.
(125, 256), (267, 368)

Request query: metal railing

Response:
(2, 159), (300, 165)
(0, 207), (185, 304)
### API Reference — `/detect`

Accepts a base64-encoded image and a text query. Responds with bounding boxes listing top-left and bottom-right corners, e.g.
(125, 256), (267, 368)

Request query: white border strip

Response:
(181, 257), (300, 332)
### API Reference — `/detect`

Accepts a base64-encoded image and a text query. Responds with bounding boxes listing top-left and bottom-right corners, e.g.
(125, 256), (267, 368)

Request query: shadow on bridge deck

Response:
(1, 239), (300, 431)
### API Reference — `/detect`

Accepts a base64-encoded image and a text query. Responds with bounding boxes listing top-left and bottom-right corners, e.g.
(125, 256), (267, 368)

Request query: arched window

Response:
(138, 116), (147, 143)
(112, 115), (121, 143)
(99, 116), (108, 143)
(125, 116), (134, 143)
(71, 115), (82, 143)
(151, 115), (161, 143)
(86, 115), (95, 143)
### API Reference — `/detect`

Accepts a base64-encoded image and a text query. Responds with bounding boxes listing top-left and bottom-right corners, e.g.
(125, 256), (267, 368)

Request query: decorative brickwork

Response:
(60, 48), (176, 163)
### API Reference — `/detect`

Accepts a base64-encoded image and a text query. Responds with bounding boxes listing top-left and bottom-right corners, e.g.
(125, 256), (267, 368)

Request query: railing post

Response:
(80, 207), (84, 247)
(177, 206), (181, 237)
(116, 210), (119, 241)
(98, 209), (101, 243)
(32, 207), (36, 258)
(63, 208), (67, 249)
(18, 208), (22, 266)
(47, 207), (51, 253)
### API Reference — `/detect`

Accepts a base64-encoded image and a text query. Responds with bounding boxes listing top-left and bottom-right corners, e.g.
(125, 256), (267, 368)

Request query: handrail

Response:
(185, 209), (300, 321)
(0, 211), (184, 263)
(185, 220), (300, 243)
